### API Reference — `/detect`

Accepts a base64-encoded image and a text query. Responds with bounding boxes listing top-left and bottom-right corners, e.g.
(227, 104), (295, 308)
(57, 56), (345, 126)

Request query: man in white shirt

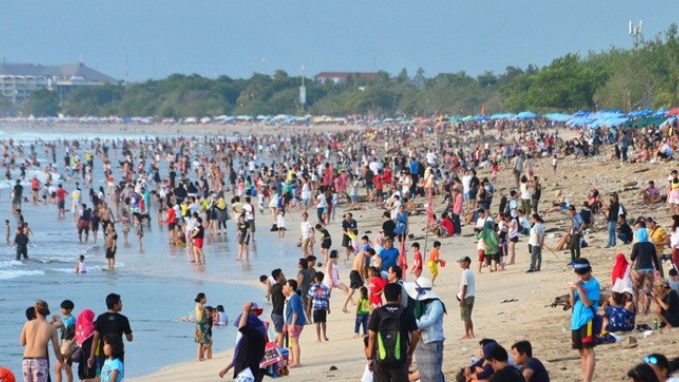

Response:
(426, 149), (437, 167)
(457, 256), (475, 339)
(462, 171), (472, 208)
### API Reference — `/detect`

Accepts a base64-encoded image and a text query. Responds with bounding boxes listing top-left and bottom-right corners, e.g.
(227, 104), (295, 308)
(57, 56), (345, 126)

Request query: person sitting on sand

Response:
(651, 278), (679, 328)
(616, 215), (634, 245)
(543, 190), (569, 214)
(641, 181), (663, 204)
(510, 340), (550, 382)
(640, 353), (679, 382)
(598, 291), (635, 333)
(463, 339), (499, 382)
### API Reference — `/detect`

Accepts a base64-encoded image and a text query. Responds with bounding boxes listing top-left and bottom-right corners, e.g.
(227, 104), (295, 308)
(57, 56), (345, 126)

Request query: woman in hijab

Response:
(74, 308), (97, 380)
(404, 277), (446, 382)
(219, 302), (266, 382)
(631, 227), (661, 314)
(478, 220), (499, 273)
(612, 253), (633, 293)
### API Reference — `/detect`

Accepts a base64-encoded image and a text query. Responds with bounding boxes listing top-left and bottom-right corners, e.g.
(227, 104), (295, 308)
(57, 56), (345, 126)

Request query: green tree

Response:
(22, 89), (60, 117)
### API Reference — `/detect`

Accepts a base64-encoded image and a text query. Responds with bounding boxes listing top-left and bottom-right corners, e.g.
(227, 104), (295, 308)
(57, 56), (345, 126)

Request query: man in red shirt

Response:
(30, 176), (40, 205)
(56, 184), (67, 219)
(373, 171), (384, 206)
(166, 202), (178, 245)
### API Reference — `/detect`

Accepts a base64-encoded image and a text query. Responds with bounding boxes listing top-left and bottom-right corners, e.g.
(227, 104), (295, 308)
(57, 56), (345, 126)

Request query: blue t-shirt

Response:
(60, 315), (76, 341)
(410, 162), (419, 176)
(101, 358), (124, 382)
(380, 247), (400, 271)
(571, 277), (600, 330)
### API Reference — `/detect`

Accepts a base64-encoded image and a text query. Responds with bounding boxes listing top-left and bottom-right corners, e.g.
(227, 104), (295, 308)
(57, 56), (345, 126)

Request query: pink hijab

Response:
(75, 309), (96, 346)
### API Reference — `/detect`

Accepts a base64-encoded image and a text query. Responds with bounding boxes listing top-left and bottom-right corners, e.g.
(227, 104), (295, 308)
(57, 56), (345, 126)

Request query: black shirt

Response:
(630, 242), (659, 271)
(382, 220), (396, 239)
(94, 312), (132, 361)
(608, 202), (619, 222)
(194, 225), (204, 239)
(489, 365), (526, 382)
(270, 283), (284, 315)
(233, 324), (266, 382)
(618, 223), (632, 238)
(342, 219), (357, 234)
(523, 358), (550, 382)
(661, 290), (679, 327)
(319, 228), (331, 242)
(13, 184), (23, 199)
(367, 303), (418, 363)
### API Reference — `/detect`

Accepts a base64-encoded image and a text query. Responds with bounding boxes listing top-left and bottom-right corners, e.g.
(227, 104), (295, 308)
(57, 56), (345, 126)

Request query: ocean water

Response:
(0, 129), (298, 378)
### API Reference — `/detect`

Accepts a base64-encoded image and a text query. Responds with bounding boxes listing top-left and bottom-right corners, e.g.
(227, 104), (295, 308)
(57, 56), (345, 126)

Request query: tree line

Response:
(7, 24), (679, 118)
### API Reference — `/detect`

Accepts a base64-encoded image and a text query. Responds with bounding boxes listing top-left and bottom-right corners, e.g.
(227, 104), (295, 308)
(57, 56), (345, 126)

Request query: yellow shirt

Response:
(650, 226), (668, 256)
(195, 303), (204, 321)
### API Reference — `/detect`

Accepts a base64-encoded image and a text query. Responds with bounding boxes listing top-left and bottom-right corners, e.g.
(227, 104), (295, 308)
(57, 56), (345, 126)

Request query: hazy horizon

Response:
(1, 1), (677, 82)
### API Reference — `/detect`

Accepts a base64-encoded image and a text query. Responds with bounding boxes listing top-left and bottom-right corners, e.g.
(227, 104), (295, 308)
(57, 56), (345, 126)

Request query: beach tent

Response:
(515, 111), (538, 120)
(654, 108), (669, 118)
(627, 108), (653, 118)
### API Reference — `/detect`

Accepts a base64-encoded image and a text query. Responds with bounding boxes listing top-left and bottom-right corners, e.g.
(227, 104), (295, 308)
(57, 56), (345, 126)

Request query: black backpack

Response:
(375, 305), (405, 367)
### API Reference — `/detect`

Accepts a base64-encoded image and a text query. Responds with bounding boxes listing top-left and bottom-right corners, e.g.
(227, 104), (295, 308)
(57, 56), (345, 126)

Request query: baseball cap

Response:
(457, 256), (472, 264)
(572, 258), (592, 274)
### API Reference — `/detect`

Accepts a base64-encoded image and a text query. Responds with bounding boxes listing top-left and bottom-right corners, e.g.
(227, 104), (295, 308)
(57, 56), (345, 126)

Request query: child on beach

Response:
(277, 208), (286, 238)
(354, 286), (370, 337)
(52, 299), (76, 382)
(349, 228), (360, 255)
(75, 255), (87, 274)
(214, 305), (228, 326)
(367, 266), (386, 309)
(411, 242), (423, 278)
(259, 274), (274, 304)
(428, 241), (442, 285)
(307, 271), (331, 342)
(203, 306), (214, 360)
(236, 214), (250, 261)
(99, 333), (124, 382)
(174, 225), (186, 247)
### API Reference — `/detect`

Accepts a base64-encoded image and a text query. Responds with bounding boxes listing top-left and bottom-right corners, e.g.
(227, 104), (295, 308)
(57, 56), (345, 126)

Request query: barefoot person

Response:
(457, 256), (475, 339)
(20, 300), (64, 382)
(569, 258), (600, 382)
(104, 223), (118, 270)
(342, 249), (366, 313)
(87, 293), (133, 372)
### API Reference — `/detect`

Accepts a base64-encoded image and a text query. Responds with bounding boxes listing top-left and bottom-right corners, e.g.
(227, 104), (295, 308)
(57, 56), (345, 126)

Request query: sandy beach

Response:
(54, 123), (672, 382)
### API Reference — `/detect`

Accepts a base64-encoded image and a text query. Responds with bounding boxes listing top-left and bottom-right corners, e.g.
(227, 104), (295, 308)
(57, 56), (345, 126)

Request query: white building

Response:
(0, 62), (117, 103)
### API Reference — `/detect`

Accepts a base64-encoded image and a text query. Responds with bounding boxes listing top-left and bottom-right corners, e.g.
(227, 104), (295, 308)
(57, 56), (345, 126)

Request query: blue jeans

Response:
(617, 232), (632, 244)
(354, 314), (368, 335)
(608, 221), (616, 246)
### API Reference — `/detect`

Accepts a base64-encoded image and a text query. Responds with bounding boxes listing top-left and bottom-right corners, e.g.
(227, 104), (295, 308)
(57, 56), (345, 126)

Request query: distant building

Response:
(0, 62), (117, 103)
(314, 72), (378, 84)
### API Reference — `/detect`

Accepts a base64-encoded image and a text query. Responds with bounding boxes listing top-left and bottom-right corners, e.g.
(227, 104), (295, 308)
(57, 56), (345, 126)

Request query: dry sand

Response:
(22, 122), (673, 382)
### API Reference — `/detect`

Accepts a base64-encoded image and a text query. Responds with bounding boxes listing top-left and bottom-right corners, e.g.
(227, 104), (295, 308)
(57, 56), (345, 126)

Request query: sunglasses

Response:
(644, 356), (659, 365)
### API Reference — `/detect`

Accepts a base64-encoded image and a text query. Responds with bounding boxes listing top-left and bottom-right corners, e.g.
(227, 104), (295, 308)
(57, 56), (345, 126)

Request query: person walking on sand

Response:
(342, 248), (366, 313)
(21, 300), (64, 382)
(457, 256), (475, 339)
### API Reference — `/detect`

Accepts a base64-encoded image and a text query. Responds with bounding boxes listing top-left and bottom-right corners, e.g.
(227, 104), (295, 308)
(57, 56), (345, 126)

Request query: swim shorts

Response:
(427, 260), (438, 277)
(349, 270), (363, 289)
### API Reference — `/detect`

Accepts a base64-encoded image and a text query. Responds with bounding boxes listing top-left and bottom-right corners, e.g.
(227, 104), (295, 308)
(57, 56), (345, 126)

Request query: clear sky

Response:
(1, 1), (676, 82)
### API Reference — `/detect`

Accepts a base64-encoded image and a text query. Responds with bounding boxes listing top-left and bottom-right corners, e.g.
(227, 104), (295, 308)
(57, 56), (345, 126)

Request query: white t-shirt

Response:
(243, 203), (254, 221)
(528, 222), (544, 246)
(476, 216), (490, 250)
(459, 268), (475, 299)
(300, 221), (313, 239)
(316, 193), (328, 208)
(462, 175), (472, 193)
(520, 183), (532, 200)
(426, 152), (436, 165)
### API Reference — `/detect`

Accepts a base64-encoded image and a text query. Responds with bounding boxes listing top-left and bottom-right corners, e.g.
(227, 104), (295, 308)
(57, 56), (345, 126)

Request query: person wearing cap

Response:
(651, 278), (679, 328)
(457, 256), (475, 339)
(568, 258), (600, 382)
(21, 300), (64, 382)
(404, 276), (446, 382)
(647, 217), (669, 278)
(568, 205), (584, 264)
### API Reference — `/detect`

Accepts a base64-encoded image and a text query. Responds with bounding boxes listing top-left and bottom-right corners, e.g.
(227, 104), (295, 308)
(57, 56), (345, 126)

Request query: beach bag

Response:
(375, 305), (405, 367)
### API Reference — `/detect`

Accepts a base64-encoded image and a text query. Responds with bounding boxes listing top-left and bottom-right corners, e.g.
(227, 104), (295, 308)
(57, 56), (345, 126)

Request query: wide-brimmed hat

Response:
(404, 277), (439, 301)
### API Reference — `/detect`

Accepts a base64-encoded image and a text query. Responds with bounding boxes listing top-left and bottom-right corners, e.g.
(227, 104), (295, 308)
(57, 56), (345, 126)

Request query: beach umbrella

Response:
(665, 108), (679, 117)
(490, 113), (516, 120)
(544, 113), (573, 122)
(654, 108), (670, 118)
(515, 111), (538, 120)
(473, 115), (490, 122)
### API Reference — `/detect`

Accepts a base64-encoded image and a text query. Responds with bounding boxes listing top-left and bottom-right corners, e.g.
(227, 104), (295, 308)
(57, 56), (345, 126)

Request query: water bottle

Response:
(653, 318), (659, 330)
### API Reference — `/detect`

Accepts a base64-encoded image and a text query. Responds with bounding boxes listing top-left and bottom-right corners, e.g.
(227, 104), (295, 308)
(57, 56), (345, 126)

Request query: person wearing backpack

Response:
(365, 283), (420, 382)
(569, 258), (600, 382)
